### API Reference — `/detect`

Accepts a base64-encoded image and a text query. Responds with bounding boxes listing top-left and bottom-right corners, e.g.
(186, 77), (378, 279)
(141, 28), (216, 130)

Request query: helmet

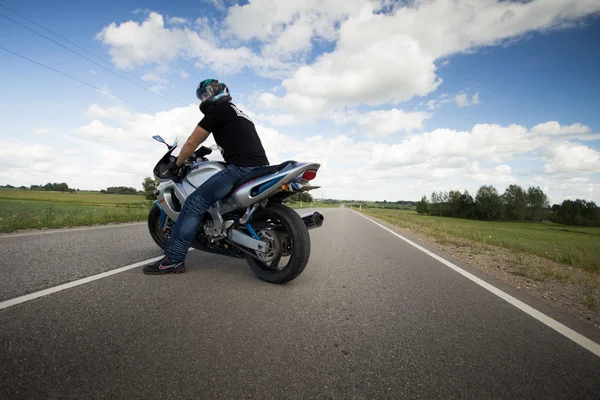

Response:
(196, 78), (231, 112)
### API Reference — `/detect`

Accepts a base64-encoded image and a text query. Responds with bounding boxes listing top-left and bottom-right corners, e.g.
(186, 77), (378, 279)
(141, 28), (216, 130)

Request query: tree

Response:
(502, 184), (526, 221)
(475, 185), (503, 220)
(298, 192), (313, 202)
(291, 192), (313, 203)
(416, 195), (429, 214)
(550, 199), (600, 227)
(142, 177), (159, 200)
(457, 190), (475, 219)
(526, 186), (549, 221)
(55, 182), (69, 192)
(104, 186), (138, 195)
(430, 191), (440, 216)
(448, 190), (461, 217)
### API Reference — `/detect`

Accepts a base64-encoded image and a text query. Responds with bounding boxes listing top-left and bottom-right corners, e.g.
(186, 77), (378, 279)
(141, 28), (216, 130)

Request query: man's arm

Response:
(175, 125), (210, 166)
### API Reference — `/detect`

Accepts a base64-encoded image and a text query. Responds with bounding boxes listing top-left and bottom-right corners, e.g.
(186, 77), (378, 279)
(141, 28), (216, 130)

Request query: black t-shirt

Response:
(198, 102), (269, 167)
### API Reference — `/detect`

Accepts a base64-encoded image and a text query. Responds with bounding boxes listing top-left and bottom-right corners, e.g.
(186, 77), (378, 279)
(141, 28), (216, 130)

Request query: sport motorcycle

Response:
(148, 135), (324, 283)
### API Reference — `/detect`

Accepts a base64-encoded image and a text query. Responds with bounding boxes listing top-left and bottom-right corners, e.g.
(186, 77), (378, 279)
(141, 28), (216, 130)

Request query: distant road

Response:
(1, 207), (599, 399)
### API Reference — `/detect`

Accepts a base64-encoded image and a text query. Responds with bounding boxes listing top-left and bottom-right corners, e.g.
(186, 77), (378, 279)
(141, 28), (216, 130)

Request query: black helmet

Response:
(196, 78), (231, 112)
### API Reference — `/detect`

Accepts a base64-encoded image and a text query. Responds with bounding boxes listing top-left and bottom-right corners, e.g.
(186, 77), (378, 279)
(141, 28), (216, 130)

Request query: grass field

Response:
(0, 188), (339, 233)
(360, 209), (600, 273)
(0, 189), (149, 233)
(0, 199), (148, 233)
(0, 188), (147, 205)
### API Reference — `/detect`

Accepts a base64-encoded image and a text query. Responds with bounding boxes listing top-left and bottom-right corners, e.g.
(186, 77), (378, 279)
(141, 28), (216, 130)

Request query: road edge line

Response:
(353, 210), (600, 358)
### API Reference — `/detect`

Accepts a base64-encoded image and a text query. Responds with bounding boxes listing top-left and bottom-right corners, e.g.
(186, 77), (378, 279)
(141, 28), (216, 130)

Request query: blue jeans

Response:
(164, 164), (259, 261)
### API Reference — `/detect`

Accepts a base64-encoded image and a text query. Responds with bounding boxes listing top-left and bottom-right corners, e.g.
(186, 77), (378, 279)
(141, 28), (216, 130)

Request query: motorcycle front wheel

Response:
(148, 204), (170, 250)
(245, 203), (311, 284)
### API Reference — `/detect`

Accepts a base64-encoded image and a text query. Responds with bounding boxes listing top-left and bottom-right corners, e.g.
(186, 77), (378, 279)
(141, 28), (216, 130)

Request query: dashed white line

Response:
(0, 222), (146, 239)
(0, 256), (162, 310)
(353, 210), (600, 358)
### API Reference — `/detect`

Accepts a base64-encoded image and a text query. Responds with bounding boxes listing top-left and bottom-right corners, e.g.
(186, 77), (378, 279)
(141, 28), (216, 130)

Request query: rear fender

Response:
(230, 162), (320, 208)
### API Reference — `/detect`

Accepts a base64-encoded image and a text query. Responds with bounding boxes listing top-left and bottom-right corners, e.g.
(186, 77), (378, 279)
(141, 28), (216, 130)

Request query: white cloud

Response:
(333, 109), (431, 138)
(76, 120), (127, 141)
(543, 143), (600, 174)
(89, 69), (97, 75)
(257, 113), (302, 126)
(167, 16), (188, 25)
(470, 164), (516, 185)
(141, 73), (168, 83)
(179, 70), (190, 79)
(96, 12), (295, 77)
(275, 0), (600, 109)
(280, 32), (440, 113)
(96, 13), (188, 69)
(456, 92), (481, 107)
(149, 84), (166, 94)
(224, 0), (368, 44)
(87, 104), (133, 120)
(0, 142), (58, 169)
(132, 8), (150, 15)
(32, 128), (50, 135)
(202, 0), (228, 12)
(531, 121), (591, 135)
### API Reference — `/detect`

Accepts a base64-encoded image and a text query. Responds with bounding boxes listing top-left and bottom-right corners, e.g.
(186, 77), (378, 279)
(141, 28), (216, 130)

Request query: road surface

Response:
(1, 207), (599, 399)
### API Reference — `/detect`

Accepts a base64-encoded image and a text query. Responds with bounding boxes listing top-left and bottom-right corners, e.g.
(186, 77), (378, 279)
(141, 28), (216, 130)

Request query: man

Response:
(143, 79), (269, 275)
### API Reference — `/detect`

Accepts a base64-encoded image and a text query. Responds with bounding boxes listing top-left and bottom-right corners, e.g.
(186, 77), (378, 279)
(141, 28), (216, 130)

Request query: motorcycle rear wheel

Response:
(245, 203), (311, 284)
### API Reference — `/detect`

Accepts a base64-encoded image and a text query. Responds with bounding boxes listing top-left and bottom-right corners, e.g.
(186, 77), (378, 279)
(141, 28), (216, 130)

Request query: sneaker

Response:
(143, 257), (186, 275)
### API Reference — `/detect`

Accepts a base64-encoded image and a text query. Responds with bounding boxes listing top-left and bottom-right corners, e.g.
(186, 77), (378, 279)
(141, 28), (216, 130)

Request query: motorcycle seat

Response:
(235, 160), (297, 188)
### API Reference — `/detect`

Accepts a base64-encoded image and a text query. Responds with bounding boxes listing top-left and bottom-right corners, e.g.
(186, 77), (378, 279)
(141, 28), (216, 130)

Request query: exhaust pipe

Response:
(301, 212), (324, 230)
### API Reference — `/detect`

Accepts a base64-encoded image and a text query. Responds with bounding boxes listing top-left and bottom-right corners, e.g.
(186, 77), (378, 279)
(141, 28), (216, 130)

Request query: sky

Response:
(0, 0), (599, 204)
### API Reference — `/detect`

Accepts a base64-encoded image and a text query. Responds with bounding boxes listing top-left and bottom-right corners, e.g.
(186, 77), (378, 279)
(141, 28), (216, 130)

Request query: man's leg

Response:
(143, 165), (254, 274)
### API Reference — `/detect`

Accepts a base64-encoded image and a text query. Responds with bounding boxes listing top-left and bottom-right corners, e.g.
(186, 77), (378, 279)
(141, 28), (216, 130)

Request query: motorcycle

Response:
(148, 135), (324, 283)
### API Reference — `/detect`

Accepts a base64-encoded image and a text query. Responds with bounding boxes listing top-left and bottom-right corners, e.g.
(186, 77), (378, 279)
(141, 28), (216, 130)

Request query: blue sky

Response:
(1, 0), (599, 203)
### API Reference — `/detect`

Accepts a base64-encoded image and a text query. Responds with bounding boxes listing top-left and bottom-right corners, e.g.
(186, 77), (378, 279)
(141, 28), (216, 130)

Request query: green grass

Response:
(0, 188), (146, 206)
(360, 209), (600, 273)
(0, 188), (340, 233)
(0, 199), (149, 233)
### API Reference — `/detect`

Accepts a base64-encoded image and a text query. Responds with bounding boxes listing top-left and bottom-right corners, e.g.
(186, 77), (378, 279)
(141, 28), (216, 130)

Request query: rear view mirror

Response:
(153, 135), (169, 147)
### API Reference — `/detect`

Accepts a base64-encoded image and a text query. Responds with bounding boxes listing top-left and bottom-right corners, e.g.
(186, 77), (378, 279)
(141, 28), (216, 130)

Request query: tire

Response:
(148, 204), (170, 250)
(245, 203), (311, 284)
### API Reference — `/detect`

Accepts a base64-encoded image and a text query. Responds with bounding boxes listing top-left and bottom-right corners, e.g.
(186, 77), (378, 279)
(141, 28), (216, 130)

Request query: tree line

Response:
(416, 184), (599, 227)
(101, 186), (140, 195)
(30, 182), (75, 192)
(2, 182), (142, 195)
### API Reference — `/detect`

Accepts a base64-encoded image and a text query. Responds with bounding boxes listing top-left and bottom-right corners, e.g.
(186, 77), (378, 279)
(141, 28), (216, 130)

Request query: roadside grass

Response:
(359, 209), (600, 273)
(0, 199), (149, 233)
(0, 188), (146, 206)
(0, 188), (338, 233)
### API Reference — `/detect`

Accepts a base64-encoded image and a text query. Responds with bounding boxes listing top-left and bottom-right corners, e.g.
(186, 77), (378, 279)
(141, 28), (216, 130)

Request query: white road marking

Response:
(353, 210), (600, 358)
(0, 222), (146, 239)
(0, 255), (164, 310)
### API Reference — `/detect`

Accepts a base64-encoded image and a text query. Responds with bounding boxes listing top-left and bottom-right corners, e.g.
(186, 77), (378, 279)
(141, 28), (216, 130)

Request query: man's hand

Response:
(163, 160), (181, 178)
(176, 125), (211, 166)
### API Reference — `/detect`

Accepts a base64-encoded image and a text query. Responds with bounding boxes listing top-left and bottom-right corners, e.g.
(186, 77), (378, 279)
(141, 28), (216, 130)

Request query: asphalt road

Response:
(1, 207), (599, 399)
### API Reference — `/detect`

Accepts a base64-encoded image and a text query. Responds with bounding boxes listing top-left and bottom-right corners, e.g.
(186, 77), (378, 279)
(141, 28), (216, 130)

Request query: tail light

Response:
(302, 170), (317, 180)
